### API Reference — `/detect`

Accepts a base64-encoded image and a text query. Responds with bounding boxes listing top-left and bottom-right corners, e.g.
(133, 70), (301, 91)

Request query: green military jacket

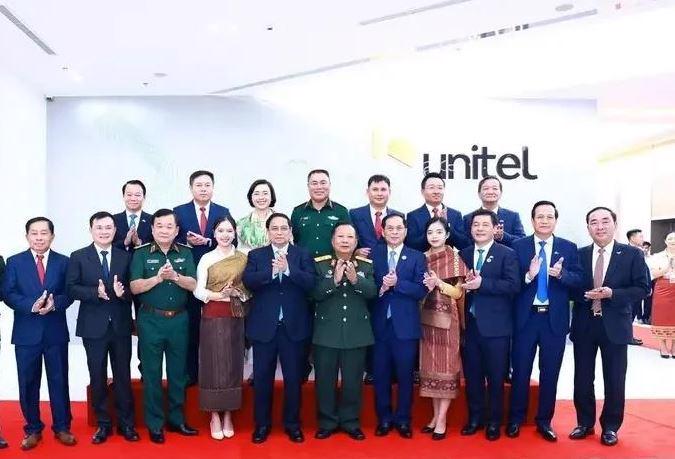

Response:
(129, 242), (196, 311)
(311, 255), (376, 349)
(291, 200), (350, 257)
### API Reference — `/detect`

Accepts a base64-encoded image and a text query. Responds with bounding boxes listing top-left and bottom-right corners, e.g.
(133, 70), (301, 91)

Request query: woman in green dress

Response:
(237, 179), (276, 253)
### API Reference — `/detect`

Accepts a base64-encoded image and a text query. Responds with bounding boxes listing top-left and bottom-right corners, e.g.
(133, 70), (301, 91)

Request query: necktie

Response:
(101, 250), (110, 282)
(536, 241), (548, 302)
(36, 254), (46, 285)
(374, 211), (383, 239)
(276, 250), (284, 320)
(432, 207), (439, 218)
(592, 248), (605, 315)
(475, 249), (485, 272)
(199, 207), (207, 236)
(129, 214), (137, 230)
(386, 250), (397, 318)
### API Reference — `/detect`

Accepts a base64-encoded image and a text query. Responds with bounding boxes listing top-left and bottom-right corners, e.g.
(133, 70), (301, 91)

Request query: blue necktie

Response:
(101, 250), (110, 282)
(276, 250), (284, 320)
(536, 241), (548, 302)
(470, 249), (485, 316)
(386, 250), (396, 318)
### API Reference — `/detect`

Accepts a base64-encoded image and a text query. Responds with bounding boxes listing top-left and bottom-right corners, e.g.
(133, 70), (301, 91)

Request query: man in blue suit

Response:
(2, 217), (76, 450)
(174, 170), (231, 384)
(406, 172), (470, 251)
(372, 213), (427, 439)
(463, 176), (526, 248)
(459, 209), (520, 441)
(243, 213), (316, 444)
(112, 179), (153, 251)
(506, 201), (583, 441)
(569, 207), (650, 447)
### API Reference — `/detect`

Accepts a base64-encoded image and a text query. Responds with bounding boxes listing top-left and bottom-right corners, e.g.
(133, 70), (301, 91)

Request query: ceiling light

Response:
(555, 3), (574, 12)
(153, 72), (167, 78)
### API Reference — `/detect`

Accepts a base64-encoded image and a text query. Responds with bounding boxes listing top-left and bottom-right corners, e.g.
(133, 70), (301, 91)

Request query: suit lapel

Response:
(603, 243), (623, 285)
(185, 202), (201, 234)
(87, 244), (104, 280)
(24, 250), (43, 290)
(118, 212), (130, 234)
(396, 246), (408, 275)
(550, 237), (561, 267)
(205, 203), (219, 237)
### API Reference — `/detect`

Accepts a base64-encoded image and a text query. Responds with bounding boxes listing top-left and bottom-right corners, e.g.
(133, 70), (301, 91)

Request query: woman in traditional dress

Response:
(237, 179), (276, 253)
(194, 215), (250, 439)
(647, 232), (675, 358)
(419, 217), (467, 440)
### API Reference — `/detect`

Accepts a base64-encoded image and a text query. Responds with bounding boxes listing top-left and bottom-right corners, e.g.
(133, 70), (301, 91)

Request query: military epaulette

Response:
(134, 242), (151, 250)
(314, 255), (332, 262)
(176, 242), (191, 248)
(355, 256), (372, 264)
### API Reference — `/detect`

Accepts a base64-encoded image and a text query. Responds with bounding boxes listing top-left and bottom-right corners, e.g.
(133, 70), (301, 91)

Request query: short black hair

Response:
(585, 206), (617, 224)
(382, 212), (406, 229)
(331, 222), (357, 239)
(122, 179), (146, 196)
(89, 211), (115, 228)
(421, 172), (444, 190)
(246, 179), (277, 207)
(266, 212), (291, 229)
(642, 241), (652, 248)
(212, 215), (239, 248)
(531, 200), (559, 219)
(626, 229), (642, 240)
(425, 216), (449, 234)
(478, 175), (503, 192)
(25, 217), (54, 234)
(307, 169), (330, 182)
(152, 208), (178, 226)
(189, 170), (214, 186)
(470, 209), (498, 226)
(367, 174), (391, 187)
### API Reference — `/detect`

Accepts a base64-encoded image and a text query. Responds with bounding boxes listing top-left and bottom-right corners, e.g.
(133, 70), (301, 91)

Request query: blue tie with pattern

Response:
(536, 241), (548, 303)
(386, 250), (396, 319)
(470, 249), (485, 316)
(101, 250), (110, 282)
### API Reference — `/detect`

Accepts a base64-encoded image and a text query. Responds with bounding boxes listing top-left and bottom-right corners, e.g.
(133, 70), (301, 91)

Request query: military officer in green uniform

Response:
(129, 209), (198, 444)
(291, 169), (351, 258)
(312, 222), (376, 441)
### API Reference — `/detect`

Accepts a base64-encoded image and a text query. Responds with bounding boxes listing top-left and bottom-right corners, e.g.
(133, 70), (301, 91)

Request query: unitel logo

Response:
(423, 145), (537, 180)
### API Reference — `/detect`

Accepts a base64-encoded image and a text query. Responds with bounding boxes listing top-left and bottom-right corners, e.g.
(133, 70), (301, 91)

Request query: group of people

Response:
(0, 167), (668, 451)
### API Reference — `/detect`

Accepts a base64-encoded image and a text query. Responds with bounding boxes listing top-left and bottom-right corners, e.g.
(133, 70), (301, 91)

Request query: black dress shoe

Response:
(117, 426), (140, 442)
(363, 373), (374, 385)
(0, 436), (8, 449)
(505, 423), (520, 438)
(600, 430), (618, 446)
(536, 425), (557, 442)
(314, 428), (336, 440)
(660, 352), (671, 359)
(421, 425), (435, 434)
(92, 426), (112, 444)
(431, 431), (446, 441)
(166, 423), (198, 436)
(149, 429), (165, 444)
(344, 428), (366, 441)
(485, 424), (501, 441)
(628, 338), (643, 346)
(252, 426), (271, 444)
(285, 428), (305, 443)
(460, 423), (484, 436)
(569, 426), (595, 440)
(375, 422), (392, 437)
(396, 424), (413, 439)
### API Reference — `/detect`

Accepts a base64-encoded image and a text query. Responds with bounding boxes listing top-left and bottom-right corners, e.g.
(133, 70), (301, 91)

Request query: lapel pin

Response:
(401, 255), (407, 261)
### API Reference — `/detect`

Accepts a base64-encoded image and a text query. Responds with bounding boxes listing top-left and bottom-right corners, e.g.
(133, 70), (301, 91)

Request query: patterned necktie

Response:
(276, 250), (284, 320)
(101, 250), (110, 282)
(386, 250), (396, 318)
(199, 207), (208, 236)
(536, 241), (548, 302)
(475, 249), (485, 272)
(374, 211), (383, 239)
(592, 248), (605, 315)
(129, 214), (137, 230)
(432, 207), (439, 218)
(36, 254), (46, 285)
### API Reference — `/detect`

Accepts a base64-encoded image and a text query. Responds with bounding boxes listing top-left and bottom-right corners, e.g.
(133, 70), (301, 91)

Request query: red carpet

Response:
(1, 399), (674, 458)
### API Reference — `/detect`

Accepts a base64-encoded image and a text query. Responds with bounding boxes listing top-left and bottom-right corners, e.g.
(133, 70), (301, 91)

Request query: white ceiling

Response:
(0, 0), (672, 97)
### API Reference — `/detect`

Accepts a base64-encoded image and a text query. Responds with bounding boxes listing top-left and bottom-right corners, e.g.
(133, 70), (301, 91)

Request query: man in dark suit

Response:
(0, 254), (7, 449)
(243, 213), (316, 444)
(372, 213), (427, 439)
(2, 217), (76, 450)
(406, 172), (470, 252)
(173, 170), (231, 384)
(112, 179), (153, 251)
(626, 228), (646, 343)
(506, 201), (583, 441)
(462, 176), (526, 248)
(569, 207), (650, 447)
(459, 209), (520, 441)
(66, 211), (139, 444)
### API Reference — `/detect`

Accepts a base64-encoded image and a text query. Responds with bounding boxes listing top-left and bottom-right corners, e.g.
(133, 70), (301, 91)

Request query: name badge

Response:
(327, 215), (339, 221)
(357, 271), (365, 278)
(146, 259), (160, 264)
(174, 258), (186, 263)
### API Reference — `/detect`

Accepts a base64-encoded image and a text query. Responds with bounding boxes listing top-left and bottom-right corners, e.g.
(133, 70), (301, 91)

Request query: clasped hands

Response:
(461, 270), (482, 291)
(333, 259), (358, 286)
(212, 282), (243, 301)
(529, 256), (565, 280)
(124, 226), (142, 247)
(187, 230), (210, 247)
(423, 270), (440, 292)
(98, 276), (126, 300)
(584, 286), (612, 300)
(156, 260), (179, 283)
(31, 290), (54, 315)
(379, 269), (397, 296)
(271, 253), (289, 278)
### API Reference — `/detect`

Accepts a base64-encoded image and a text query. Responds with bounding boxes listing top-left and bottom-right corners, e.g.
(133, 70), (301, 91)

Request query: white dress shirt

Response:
(31, 249), (50, 269)
(93, 244), (112, 272)
(473, 240), (494, 273)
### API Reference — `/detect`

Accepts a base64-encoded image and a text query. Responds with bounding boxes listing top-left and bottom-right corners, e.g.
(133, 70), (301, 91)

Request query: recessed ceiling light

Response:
(555, 3), (574, 12)
(153, 72), (167, 78)
(266, 25), (274, 31)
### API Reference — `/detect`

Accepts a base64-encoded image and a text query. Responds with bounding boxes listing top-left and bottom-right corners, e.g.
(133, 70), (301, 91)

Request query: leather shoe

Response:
(344, 428), (366, 440)
(285, 428), (304, 443)
(601, 430), (618, 446)
(396, 423), (413, 439)
(460, 423), (484, 436)
(55, 430), (77, 446)
(536, 424), (558, 442)
(166, 423), (198, 436)
(505, 423), (520, 438)
(485, 424), (500, 441)
(629, 338), (643, 346)
(363, 373), (374, 385)
(117, 426), (140, 442)
(375, 422), (392, 436)
(149, 429), (165, 444)
(431, 431), (446, 440)
(20, 433), (42, 451)
(0, 436), (7, 449)
(252, 426), (270, 444)
(569, 425), (595, 440)
(314, 428), (336, 440)
(421, 425), (435, 434)
(92, 426), (112, 444)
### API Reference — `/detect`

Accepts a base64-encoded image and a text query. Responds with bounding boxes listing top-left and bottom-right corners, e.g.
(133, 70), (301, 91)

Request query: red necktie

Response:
(374, 211), (383, 239)
(36, 254), (46, 285)
(199, 207), (207, 236)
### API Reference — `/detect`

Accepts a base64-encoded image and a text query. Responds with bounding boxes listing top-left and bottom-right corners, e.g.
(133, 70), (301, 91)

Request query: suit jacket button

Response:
(343, 305), (347, 310)
(343, 317), (347, 322)
(343, 293), (347, 297)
